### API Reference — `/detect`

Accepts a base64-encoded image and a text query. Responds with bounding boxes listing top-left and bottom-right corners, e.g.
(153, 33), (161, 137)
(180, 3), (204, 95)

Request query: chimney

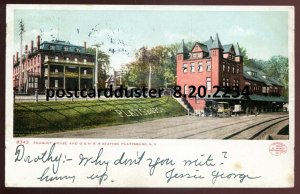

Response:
(36, 35), (40, 50)
(30, 40), (34, 52)
(13, 54), (15, 64)
(84, 41), (87, 50)
(25, 44), (28, 53)
(16, 52), (19, 62)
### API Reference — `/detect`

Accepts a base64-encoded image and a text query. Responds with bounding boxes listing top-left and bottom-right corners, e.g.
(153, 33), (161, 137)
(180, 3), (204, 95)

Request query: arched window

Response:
(183, 64), (187, 73)
(190, 63), (195, 72)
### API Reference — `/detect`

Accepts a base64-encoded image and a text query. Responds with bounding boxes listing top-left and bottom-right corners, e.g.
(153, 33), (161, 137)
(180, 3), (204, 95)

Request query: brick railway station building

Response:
(176, 33), (286, 112)
(13, 35), (95, 94)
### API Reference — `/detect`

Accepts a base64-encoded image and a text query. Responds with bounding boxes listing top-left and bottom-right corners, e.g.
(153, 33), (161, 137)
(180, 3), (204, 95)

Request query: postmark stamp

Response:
(269, 142), (287, 156)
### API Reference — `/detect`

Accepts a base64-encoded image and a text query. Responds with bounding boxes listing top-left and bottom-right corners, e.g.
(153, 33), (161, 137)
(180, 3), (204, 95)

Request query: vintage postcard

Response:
(5, 5), (294, 187)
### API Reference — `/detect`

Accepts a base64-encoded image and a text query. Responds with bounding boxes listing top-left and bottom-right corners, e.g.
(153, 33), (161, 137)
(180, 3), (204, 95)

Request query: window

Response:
(232, 66), (235, 74)
(226, 78), (229, 86)
(183, 64), (187, 73)
(206, 77), (212, 90)
(83, 70), (87, 75)
(237, 66), (240, 74)
(223, 63), (226, 71)
(198, 62), (203, 72)
(55, 68), (58, 73)
(55, 80), (58, 88)
(50, 45), (55, 50)
(64, 46), (68, 51)
(55, 56), (58, 62)
(184, 85), (188, 95)
(236, 80), (239, 87)
(223, 78), (226, 86)
(227, 65), (230, 72)
(190, 63), (195, 72)
(206, 62), (211, 71)
(45, 55), (48, 62)
(35, 78), (38, 88)
(233, 79), (236, 86)
(75, 58), (78, 63)
(262, 87), (267, 93)
(192, 53), (197, 58)
(66, 57), (69, 62)
(84, 59), (87, 64)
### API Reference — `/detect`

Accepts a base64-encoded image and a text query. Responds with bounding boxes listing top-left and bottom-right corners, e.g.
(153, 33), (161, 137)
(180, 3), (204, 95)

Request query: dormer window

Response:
(64, 46), (69, 51)
(262, 75), (267, 79)
(50, 45), (55, 50)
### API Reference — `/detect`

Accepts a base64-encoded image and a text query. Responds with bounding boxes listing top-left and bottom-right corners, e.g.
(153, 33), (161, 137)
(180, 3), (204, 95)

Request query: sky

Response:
(13, 8), (289, 71)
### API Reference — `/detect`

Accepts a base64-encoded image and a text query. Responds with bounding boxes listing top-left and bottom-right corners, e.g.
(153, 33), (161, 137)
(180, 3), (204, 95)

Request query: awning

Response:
(195, 92), (286, 103)
(197, 91), (247, 100)
(249, 94), (287, 102)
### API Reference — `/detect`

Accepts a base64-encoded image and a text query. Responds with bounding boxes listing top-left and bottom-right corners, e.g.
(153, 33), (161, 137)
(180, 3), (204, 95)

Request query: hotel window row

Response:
(45, 55), (88, 64)
(222, 62), (240, 74)
(183, 61), (212, 73)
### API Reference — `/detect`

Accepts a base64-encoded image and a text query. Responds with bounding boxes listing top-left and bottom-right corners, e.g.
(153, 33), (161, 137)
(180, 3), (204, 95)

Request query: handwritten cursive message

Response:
(14, 143), (261, 186)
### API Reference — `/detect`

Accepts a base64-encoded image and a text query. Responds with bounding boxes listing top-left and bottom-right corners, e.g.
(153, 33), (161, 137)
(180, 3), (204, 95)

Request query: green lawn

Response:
(14, 96), (187, 137)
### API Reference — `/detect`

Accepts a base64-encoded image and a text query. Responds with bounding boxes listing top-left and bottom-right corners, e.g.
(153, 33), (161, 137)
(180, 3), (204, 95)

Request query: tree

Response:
(265, 55), (289, 99)
(123, 44), (179, 89)
(86, 47), (111, 88)
(239, 46), (249, 62)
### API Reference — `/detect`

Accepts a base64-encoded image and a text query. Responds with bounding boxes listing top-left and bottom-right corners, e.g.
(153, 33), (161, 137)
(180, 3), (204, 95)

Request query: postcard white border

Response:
(5, 4), (295, 188)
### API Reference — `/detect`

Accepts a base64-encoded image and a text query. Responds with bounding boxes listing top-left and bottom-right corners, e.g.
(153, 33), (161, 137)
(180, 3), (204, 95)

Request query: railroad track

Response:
(223, 116), (289, 140)
(173, 115), (288, 139)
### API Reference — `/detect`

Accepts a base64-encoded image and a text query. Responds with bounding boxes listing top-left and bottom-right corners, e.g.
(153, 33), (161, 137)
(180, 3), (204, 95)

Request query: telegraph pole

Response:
(18, 19), (25, 93)
(148, 63), (152, 93)
(92, 43), (102, 98)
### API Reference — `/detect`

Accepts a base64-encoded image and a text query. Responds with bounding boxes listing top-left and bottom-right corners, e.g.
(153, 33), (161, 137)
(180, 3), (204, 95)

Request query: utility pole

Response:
(92, 43), (102, 98)
(148, 63), (152, 93)
(18, 19), (25, 93)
